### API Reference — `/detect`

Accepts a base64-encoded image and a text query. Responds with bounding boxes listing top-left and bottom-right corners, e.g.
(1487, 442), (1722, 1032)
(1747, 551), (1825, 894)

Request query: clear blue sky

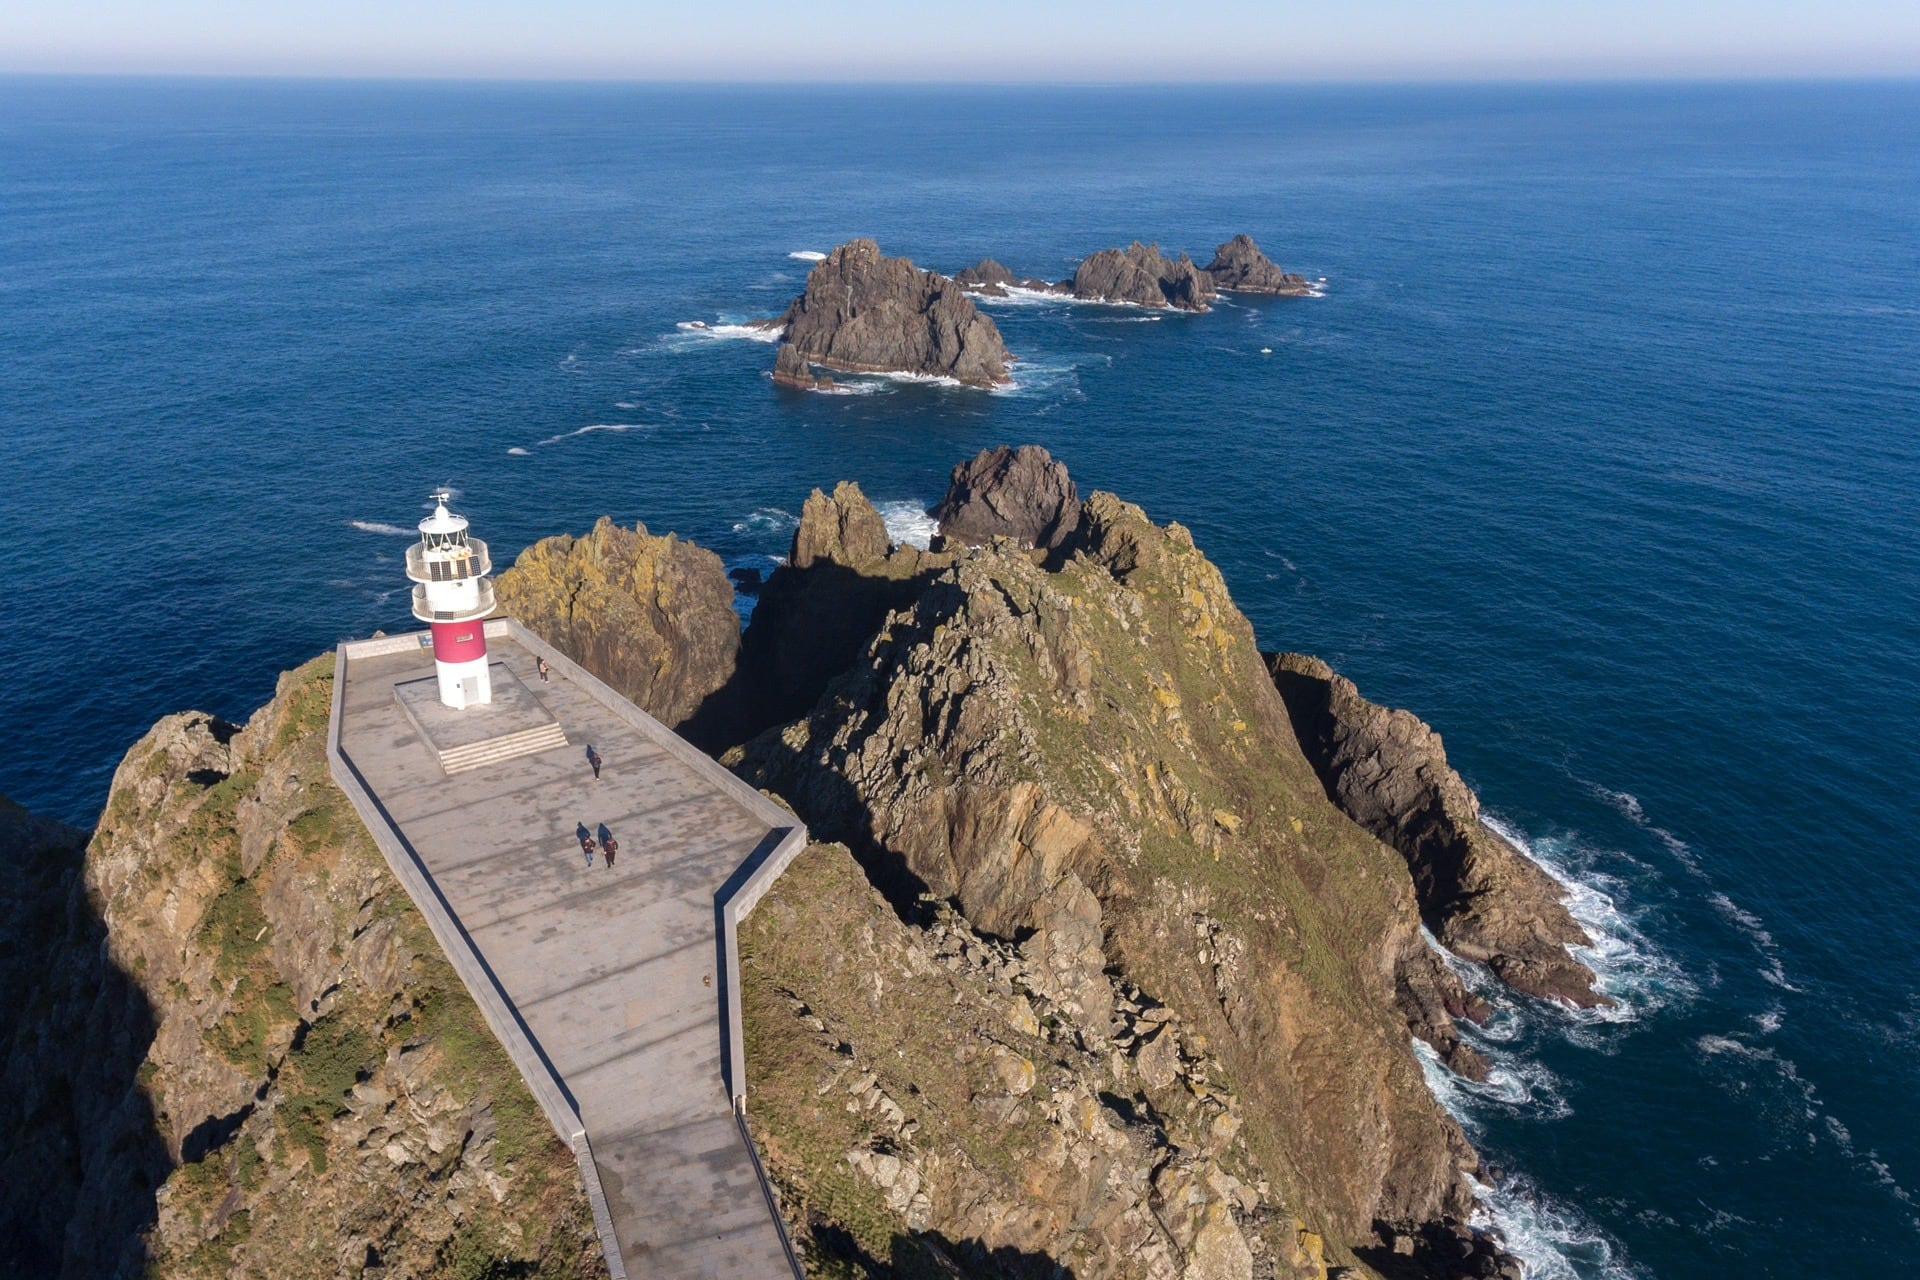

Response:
(4, 0), (1917, 81)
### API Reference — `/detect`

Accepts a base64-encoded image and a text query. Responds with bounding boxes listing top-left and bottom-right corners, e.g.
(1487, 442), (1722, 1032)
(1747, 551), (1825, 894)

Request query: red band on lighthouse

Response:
(431, 621), (487, 664)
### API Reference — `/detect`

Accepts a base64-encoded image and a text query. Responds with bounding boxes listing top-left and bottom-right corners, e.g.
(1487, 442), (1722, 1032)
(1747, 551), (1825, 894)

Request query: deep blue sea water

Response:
(3, 77), (1917, 1278)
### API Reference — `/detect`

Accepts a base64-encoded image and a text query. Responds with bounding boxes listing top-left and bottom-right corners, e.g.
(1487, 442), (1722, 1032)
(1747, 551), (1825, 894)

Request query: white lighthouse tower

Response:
(407, 492), (497, 710)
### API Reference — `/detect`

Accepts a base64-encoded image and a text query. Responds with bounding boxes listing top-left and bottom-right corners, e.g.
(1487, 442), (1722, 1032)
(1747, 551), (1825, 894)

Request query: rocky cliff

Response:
(0, 660), (602, 1279)
(494, 515), (744, 749)
(1267, 654), (1601, 1007)
(772, 240), (1013, 389)
(1071, 243), (1217, 311)
(738, 481), (950, 735)
(732, 487), (1515, 1275)
(1203, 236), (1312, 297)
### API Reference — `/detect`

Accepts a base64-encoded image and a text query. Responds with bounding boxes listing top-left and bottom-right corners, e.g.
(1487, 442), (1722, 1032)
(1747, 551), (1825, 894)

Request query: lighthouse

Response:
(407, 492), (497, 710)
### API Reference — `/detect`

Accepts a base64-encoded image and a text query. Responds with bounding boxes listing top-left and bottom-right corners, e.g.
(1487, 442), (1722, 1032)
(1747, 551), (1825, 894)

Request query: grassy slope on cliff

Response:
(1, 656), (603, 1280)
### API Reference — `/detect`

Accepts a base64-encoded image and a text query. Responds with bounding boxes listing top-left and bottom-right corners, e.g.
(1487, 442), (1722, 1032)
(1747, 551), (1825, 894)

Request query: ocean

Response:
(2, 77), (1916, 1278)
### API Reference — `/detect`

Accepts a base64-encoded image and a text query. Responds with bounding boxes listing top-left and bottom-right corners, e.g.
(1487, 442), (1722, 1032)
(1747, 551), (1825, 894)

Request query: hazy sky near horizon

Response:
(4, 0), (1918, 81)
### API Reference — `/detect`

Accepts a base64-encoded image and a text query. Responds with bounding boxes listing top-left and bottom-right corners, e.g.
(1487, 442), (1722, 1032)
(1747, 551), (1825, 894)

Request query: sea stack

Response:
(1069, 242), (1217, 310)
(1204, 234), (1313, 296)
(770, 239), (1013, 388)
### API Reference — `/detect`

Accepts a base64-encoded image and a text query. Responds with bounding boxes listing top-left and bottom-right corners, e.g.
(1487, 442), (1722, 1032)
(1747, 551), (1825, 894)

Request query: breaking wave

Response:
(506, 446), (531, 456)
(1483, 813), (1696, 1039)
(730, 507), (800, 540)
(1414, 1043), (1642, 1279)
(876, 500), (937, 549)
(348, 520), (414, 537)
(674, 321), (784, 343)
(1472, 1173), (1648, 1280)
(788, 249), (826, 261)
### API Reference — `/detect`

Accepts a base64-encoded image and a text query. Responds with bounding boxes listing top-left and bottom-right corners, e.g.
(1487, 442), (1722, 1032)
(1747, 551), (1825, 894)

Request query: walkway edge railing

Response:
(327, 644), (630, 1280)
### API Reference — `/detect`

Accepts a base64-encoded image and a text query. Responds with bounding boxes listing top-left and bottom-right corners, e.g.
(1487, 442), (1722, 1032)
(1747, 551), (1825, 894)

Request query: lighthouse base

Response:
(394, 662), (567, 774)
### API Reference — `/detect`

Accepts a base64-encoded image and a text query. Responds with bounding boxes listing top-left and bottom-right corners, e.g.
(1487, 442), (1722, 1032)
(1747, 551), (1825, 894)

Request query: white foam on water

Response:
(534, 423), (653, 448)
(1584, 779), (1703, 873)
(875, 500), (937, 550)
(1471, 1172), (1648, 1280)
(788, 250), (826, 261)
(1694, 1030), (1915, 1208)
(506, 447), (531, 456)
(807, 380), (886, 395)
(1483, 814), (1696, 1036)
(730, 507), (799, 539)
(673, 321), (785, 343)
(1707, 891), (1801, 992)
(348, 520), (415, 537)
(1412, 1044), (1638, 1278)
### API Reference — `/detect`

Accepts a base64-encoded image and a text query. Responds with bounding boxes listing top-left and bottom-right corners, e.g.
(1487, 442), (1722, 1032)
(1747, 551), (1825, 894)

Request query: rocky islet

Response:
(759, 234), (1311, 386)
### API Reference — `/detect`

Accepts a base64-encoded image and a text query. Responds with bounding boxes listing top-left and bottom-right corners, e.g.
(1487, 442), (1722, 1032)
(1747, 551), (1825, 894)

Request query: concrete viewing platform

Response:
(326, 620), (806, 1279)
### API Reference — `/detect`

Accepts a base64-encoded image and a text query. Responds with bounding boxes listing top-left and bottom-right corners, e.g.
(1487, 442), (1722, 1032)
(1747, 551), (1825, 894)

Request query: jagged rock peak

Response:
(772, 238), (1013, 388)
(929, 444), (1081, 551)
(494, 516), (741, 744)
(1204, 234), (1313, 296)
(1071, 241), (1217, 311)
(1267, 652), (1604, 1007)
(792, 480), (891, 570)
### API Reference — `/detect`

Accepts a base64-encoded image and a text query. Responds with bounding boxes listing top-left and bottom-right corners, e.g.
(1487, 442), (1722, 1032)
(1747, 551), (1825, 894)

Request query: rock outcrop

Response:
(734, 487), (1504, 1275)
(0, 659), (601, 1279)
(772, 239), (1013, 388)
(1071, 242), (1217, 311)
(738, 482), (949, 736)
(1204, 234), (1313, 296)
(929, 444), (1081, 552)
(495, 515), (743, 750)
(953, 258), (1065, 299)
(1268, 653), (1602, 1007)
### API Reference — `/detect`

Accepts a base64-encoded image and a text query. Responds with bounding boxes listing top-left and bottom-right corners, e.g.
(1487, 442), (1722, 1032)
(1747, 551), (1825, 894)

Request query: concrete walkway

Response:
(328, 623), (804, 1279)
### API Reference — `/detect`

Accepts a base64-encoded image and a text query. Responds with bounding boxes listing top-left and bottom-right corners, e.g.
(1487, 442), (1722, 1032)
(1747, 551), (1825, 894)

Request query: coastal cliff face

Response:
(772, 239), (1013, 388)
(1267, 654), (1600, 1007)
(733, 488), (1503, 1273)
(494, 515), (743, 748)
(0, 659), (601, 1279)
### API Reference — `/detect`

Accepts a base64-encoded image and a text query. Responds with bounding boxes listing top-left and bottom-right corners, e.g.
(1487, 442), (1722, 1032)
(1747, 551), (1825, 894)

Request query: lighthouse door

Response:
(461, 676), (480, 706)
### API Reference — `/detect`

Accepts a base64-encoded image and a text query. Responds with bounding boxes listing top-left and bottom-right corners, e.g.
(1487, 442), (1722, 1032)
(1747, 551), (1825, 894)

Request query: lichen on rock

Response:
(495, 514), (743, 749)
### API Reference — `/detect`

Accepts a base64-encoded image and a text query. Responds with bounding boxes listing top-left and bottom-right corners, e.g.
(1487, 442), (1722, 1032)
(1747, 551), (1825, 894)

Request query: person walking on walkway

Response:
(586, 745), (602, 780)
(537, 656), (551, 683)
(603, 832), (618, 868)
(577, 824), (597, 868)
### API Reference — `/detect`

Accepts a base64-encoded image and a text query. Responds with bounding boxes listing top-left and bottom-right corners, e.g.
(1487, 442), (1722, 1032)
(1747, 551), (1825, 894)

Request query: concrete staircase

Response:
(436, 721), (569, 773)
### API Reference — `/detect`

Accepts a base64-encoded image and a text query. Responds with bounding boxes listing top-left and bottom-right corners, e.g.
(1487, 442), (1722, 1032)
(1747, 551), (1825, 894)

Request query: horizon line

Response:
(5, 68), (1920, 89)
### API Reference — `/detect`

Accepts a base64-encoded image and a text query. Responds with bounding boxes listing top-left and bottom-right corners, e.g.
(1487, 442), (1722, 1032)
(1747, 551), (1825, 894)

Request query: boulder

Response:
(1203, 234), (1312, 296)
(1070, 242), (1217, 311)
(1267, 653), (1604, 1007)
(772, 239), (1013, 387)
(929, 444), (1081, 551)
(494, 517), (744, 749)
